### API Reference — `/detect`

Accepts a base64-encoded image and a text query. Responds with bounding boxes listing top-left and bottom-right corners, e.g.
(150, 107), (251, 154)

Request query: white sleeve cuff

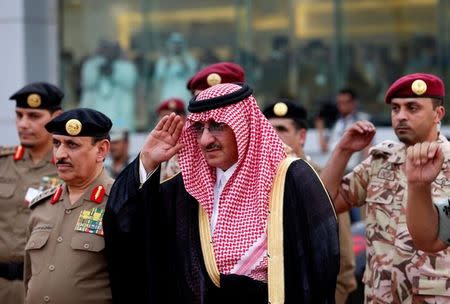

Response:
(139, 157), (157, 185)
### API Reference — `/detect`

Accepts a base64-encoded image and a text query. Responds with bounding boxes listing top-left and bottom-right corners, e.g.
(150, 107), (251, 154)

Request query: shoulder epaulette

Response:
(29, 187), (58, 209)
(369, 140), (402, 158)
(0, 146), (18, 158)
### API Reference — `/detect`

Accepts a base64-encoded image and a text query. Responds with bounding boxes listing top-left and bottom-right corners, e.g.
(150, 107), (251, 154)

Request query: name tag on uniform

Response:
(75, 207), (104, 236)
(25, 187), (41, 206)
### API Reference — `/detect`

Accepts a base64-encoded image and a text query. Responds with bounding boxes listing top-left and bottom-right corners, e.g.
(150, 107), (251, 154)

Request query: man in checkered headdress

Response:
(104, 83), (339, 303)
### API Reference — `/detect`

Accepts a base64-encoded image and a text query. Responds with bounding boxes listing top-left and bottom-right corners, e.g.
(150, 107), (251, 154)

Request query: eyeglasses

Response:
(189, 121), (227, 138)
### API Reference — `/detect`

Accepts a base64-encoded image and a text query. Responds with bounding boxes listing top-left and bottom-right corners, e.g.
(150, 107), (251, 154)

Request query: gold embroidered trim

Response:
(199, 206), (221, 287)
(268, 156), (297, 304)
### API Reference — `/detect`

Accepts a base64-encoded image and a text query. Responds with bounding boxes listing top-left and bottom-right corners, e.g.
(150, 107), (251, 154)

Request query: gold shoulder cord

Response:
(198, 156), (297, 301)
(199, 206), (221, 287)
(268, 156), (297, 304)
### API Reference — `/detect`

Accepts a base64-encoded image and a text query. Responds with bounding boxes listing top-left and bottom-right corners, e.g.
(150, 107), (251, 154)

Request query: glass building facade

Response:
(60, 0), (450, 131)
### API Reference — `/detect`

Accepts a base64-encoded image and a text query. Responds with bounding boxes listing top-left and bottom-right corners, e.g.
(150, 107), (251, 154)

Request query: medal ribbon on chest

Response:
(75, 207), (105, 236)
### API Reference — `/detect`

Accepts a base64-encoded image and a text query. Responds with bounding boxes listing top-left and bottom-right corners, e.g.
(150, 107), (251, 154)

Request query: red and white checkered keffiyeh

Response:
(178, 83), (286, 281)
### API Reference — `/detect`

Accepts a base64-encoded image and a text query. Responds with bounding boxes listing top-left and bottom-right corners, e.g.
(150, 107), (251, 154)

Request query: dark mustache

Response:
(205, 143), (221, 151)
(56, 160), (71, 166)
(396, 122), (409, 128)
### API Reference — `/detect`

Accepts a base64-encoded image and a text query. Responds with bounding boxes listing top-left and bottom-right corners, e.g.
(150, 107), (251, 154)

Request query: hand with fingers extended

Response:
(406, 141), (444, 185)
(140, 113), (185, 172)
(336, 120), (376, 153)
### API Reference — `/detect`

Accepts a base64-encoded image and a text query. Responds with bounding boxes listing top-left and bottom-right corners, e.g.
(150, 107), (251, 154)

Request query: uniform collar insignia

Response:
(90, 185), (105, 204)
(13, 145), (25, 161)
(50, 185), (63, 205)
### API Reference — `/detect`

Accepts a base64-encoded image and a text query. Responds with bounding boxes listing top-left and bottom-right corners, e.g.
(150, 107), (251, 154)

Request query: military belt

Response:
(0, 262), (23, 280)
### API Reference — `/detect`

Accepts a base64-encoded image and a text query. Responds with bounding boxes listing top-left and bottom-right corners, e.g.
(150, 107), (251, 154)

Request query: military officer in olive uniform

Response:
(0, 82), (63, 304)
(24, 108), (113, 304)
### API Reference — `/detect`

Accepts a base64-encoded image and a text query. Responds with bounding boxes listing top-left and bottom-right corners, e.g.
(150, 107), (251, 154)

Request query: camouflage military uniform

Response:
(160, 154), (180, 182)
(341, 135), (450, 303)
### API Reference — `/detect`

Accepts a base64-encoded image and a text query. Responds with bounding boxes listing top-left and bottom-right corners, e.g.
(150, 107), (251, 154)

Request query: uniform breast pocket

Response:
(71, 232), (105, 253)
(0, 182), (16, 199)
(25, 231), (51, 275)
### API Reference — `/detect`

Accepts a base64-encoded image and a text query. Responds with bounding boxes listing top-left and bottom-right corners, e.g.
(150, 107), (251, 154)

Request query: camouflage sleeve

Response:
(339, 155), (372, 208)
(435, 198), (450, 245)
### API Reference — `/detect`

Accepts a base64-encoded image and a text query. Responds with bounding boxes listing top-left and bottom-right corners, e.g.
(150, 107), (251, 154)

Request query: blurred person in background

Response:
(317, 88), (371, 223)
(105, 129), (131, 179)
(0, 82), (63, 304)
(154, 32), (197, 106)
(80, 40), (138, 131)
(263, 100), (357, 304)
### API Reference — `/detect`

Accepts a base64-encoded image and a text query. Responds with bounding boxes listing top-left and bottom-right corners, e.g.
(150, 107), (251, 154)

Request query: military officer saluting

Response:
(24, 108), (113, 304)
(0, 82), (63, 304)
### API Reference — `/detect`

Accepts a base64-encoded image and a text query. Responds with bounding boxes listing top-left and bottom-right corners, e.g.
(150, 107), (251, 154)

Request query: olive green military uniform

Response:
(0, 146), (57, 304)
(24, 170), (113, 304)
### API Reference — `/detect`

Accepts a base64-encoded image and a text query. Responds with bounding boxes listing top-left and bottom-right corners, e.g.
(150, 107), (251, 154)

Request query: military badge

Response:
(168, 100), (177, 110)
(206, 73), (222, 87)
(65, 119), (82, 136)
(273, 102), (288, 117)
(27, 93), (42, 108)
(75, 207), (105, 236)
(411, 79), (427, 95)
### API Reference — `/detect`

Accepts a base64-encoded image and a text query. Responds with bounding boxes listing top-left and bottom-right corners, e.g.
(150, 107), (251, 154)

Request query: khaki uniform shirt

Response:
(341, 136), (450, 303)
(24, 170), (113, 304)
(0, 146), (57, 304)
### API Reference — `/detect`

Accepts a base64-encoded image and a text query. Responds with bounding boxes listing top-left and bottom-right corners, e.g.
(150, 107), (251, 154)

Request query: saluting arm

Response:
(405, 141), (448, 252)
(320, 120), (375, 213)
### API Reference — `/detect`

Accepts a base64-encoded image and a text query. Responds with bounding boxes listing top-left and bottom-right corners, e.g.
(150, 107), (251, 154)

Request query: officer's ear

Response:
(435, 105), (445, 124)
(95, 139), (110, 163)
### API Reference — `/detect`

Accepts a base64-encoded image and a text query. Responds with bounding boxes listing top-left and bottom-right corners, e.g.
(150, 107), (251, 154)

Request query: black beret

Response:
(10, 82), (64, 110)
(263, 100), (308, 121)
(45, 108), (112, 137)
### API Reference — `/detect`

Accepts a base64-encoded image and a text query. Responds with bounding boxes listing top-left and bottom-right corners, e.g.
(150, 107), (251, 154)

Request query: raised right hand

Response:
(336, 120), (376, 153)
(140, 113), (185, 172)
(406, 141), (444, 185)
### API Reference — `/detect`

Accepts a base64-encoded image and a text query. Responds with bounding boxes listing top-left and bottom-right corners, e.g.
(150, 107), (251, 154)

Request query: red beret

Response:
(384, 73), (445, 103)
(186, 62), (245, 91)
(156, 98), (186, 115)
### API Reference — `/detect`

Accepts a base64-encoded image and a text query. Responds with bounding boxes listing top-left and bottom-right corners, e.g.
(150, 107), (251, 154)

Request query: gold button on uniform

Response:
(44, 296), (50, 302)
(65, 209), (71, 214)
(49, 265), (55, 271)
(57, 236), (63, 243)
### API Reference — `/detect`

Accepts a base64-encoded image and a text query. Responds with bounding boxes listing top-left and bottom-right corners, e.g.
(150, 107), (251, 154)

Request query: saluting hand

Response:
(140, 113), (185, 172)
(406, 141), (444, 185)
(336, 120), (376, 153)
